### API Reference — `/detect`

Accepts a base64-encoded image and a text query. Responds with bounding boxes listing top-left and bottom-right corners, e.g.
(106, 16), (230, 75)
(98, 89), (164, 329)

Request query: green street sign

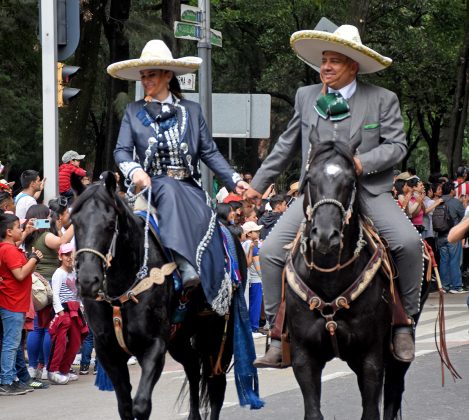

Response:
(174, 21), (202, 41)
(210, 29), (222, 48)
(181, 5), (202, 24)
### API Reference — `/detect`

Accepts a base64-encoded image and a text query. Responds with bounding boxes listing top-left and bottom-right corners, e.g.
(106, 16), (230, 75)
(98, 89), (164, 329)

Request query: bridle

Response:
(74, 184), (153, 301)
(75, 216), (119, 299)
(300, 177), (366, 272)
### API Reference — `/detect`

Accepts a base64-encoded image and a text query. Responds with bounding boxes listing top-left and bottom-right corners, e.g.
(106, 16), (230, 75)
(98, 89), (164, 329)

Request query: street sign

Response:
(181, 5), (202, 24)
(177, 74), (196, 91)
(210, 29), (222, 48)
(185, 93), (271, 138)
(174, 21), (202, 41)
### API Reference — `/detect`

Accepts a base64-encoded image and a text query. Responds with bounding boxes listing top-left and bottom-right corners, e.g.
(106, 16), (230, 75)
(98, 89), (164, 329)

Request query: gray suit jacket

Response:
(251, 81), (407, 196)
(114, 98), (239, 190)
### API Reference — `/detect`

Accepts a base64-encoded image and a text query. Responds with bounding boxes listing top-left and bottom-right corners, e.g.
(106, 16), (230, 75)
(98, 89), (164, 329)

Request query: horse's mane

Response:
(71, 182), (119, 215)
(310, 140), (355, 168)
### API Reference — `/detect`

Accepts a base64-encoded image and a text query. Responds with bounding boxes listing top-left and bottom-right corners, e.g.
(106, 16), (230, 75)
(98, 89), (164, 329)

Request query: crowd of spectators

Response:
(393, 167), (469, 294)
(0, 151), (95, 396)
(216, 174), (298, 336)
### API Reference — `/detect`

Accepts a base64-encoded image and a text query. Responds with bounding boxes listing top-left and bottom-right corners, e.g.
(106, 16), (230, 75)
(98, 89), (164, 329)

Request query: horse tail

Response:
(383, 354), (410, 420)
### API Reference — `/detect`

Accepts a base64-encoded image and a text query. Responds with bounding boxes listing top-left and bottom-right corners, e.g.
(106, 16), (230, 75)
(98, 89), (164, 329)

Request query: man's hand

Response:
(40, 177), (46, 191)
(235, 180), (250, 196)
(244, 186), (262, 205)
(132, 169), (151, 190)
(353, 157), (363, 175)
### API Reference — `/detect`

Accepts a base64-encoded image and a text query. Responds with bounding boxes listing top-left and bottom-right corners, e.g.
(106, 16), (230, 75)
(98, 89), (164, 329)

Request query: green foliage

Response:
(0, 0), (42, 176)
(1, 0), (468, 185)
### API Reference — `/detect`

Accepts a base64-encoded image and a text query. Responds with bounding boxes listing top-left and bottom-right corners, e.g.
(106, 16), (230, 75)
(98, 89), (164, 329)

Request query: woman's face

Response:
(140, 69), (173, 100)
(60, 209), (71, 227)
(227, 209), (236, 224)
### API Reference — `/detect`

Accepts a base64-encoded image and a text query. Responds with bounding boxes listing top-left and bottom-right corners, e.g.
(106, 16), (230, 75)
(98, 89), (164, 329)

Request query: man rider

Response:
(246, 24), (423, 367)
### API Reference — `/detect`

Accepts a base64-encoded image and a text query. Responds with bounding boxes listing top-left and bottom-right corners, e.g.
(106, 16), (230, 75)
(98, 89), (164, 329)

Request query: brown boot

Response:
(391, 326), (415, 362)
(253, 345), (282, 368)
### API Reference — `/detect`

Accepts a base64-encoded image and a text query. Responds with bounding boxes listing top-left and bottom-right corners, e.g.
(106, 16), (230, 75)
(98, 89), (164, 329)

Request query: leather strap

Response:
(113, 306), (132, 355)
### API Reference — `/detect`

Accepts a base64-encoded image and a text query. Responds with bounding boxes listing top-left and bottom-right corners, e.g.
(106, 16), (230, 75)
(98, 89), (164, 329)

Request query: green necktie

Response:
(314, 92), (351, 121)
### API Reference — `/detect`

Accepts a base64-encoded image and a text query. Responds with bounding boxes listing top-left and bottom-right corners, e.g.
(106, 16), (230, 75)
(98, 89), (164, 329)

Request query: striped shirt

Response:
(51, 267), (80, 313)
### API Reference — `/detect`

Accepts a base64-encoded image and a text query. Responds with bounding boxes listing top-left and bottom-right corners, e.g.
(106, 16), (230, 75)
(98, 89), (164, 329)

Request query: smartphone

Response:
(34, 219), (51, 229)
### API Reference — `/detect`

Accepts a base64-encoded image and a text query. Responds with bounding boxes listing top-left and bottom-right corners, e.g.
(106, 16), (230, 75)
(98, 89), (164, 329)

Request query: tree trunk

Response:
(417, 110), (441, 174)
(162, 0), (181, 54)
(447, 0), (469, 177)
(348, 0), (371, 35)
(96, 0), (131, 178)
(60, 0), (107, 159)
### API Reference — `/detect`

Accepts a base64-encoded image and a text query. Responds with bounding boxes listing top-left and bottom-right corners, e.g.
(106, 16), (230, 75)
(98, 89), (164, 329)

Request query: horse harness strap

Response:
(285, 237), (384, 357)
(113, 306), (131, 355)
(98, 262), (177, 355)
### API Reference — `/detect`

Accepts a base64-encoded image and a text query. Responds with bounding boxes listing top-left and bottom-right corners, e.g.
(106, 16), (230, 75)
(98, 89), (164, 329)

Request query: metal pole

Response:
(41, 0), (59, 203)
(198, 0), (213, 197)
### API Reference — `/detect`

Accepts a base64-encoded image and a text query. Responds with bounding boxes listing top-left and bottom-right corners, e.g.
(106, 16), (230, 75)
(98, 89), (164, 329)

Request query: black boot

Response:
(391, 326), (415, 362)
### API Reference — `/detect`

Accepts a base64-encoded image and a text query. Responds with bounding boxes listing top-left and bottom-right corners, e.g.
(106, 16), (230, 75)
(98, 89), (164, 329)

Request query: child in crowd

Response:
(58, 150), (86, 200)
(241, 221), (264, 335)
(48, 243), (87, 385)
(0, 213), (43, 396)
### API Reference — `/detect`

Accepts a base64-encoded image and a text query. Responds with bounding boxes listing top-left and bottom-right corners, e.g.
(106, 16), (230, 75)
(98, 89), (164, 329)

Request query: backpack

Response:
(432, 203), (454, 233)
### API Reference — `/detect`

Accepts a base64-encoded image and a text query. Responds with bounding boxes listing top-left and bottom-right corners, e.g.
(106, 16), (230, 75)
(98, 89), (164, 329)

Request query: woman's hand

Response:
(132, 169), (151, 189)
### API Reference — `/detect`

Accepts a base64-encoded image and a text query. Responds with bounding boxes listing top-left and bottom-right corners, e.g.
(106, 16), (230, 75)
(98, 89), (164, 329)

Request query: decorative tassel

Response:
(94, 360), (114, 391)
(432, 265), (462, 385)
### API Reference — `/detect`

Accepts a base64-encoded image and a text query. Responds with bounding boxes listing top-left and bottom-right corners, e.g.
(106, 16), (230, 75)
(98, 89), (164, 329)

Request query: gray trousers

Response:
(259, 191), (424, 326)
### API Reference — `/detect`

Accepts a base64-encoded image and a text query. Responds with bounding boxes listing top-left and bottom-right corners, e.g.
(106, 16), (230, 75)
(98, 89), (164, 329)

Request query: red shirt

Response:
(58, 163), (86, 193)
(0, 242), (32, 312)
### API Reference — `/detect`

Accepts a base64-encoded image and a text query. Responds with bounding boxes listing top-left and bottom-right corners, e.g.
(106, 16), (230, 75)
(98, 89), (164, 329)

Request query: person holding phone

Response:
(23, 203), (74, 380)
(0, 213), (43, 395)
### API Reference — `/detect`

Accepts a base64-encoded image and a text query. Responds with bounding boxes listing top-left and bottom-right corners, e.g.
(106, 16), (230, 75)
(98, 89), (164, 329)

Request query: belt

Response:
(166, 166), (190, 180)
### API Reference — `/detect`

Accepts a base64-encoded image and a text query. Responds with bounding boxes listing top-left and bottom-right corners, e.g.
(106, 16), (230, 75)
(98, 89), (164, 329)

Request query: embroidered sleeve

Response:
(232, 173), (242, 185)
(118, 162), (143, 181)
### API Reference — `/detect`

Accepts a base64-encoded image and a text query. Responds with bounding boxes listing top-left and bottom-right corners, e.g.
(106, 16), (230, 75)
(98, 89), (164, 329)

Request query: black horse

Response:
(286, 141), (429, 420)
(71, 172), (245, 420)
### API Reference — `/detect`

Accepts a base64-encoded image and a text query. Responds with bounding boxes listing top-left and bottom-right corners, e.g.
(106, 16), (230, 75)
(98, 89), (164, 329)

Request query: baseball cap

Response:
(59, 243), (75, 256)
(62, 150), (85, 163)
(241, 221), (263, 233)
(394, 171), (419, 182)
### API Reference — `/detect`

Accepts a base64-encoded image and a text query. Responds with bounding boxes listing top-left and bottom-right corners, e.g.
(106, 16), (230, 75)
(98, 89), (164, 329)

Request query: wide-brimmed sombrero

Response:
(290, 25), (392, 74)
(107, 40), (202, 81)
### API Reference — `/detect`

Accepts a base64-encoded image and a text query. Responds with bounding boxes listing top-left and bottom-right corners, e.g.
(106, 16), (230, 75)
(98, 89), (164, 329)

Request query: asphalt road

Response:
(1, 292), (468, 420)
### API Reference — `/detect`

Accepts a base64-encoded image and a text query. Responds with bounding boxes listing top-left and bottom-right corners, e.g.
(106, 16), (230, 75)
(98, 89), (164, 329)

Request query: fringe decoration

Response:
(94, 360), (115, 391)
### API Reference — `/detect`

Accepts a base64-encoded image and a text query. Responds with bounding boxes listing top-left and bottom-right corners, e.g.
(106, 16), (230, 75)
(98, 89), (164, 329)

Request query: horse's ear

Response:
(71, 172), (85, 196)
(100, 171), (117, 195)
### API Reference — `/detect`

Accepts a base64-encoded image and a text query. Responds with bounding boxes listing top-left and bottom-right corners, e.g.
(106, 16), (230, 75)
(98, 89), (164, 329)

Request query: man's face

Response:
(32, 176), (42, 192)
(140, 69), (173, 99)
(71, 159), (81, 167)
(320, 51), (358, 90)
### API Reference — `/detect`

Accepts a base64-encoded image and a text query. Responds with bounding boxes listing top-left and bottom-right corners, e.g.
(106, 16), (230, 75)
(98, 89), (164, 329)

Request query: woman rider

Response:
(108, 40), (249, 314)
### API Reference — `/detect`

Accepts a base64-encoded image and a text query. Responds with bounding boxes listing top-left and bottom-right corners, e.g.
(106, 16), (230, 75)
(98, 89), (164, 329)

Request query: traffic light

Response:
(57, 62), (81, 107)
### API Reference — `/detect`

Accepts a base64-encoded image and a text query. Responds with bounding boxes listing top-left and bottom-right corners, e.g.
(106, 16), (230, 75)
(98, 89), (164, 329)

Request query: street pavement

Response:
(1, 291), (468, 419)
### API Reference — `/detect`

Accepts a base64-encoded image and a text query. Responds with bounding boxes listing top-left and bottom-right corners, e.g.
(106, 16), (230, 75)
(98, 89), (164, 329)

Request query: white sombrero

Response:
(290, 25), (392, 74)
(107, 40), (202, 81)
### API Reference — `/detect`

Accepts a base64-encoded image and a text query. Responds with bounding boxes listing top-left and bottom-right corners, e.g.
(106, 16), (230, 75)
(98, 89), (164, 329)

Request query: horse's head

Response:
(303, 140), (358, 255)
(71, 171), (120, 298)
